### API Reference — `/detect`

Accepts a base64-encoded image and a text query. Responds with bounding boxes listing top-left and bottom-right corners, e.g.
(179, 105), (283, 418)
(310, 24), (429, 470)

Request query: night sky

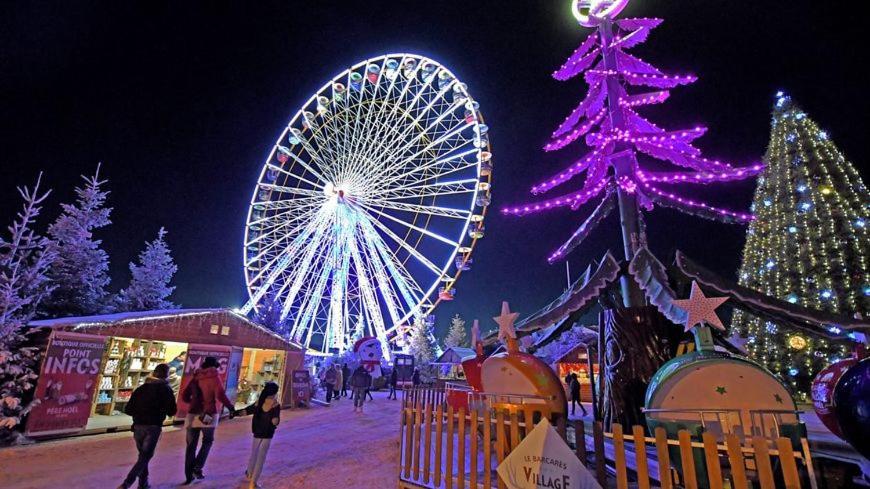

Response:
(2, 1), (867, 338)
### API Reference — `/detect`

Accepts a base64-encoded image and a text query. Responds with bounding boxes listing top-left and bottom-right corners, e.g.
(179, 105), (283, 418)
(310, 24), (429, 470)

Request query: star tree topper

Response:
(493, 301), (520, 353)
(672, 281), (729, 332)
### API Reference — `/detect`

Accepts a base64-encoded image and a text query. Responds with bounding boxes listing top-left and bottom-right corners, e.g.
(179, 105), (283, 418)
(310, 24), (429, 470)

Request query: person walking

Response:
(332, 364), (343, 403)
(387, 367), (398, 400)
(118, 364), (177, 489)
(319, 364), (337, 403)
(412, 368), (421, 387)
(181, 356), (236, 485)
(569, 373), (588, 417)
(340, 363), (350, 398)
(241, 381), (281, 489)
(349, 365), (372, 413)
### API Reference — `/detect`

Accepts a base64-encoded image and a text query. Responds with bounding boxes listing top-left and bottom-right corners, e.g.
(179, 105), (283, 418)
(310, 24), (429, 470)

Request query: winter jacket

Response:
(349, 368), (372, 389)
(389, 369), (398, 386)
(125, 377), (177, 426)
(245, 398), (281, 439)
(322, 367), (337, 385)
(334, 369), (343, 390)
(341, 366), (350, 386)
(569, 379), (581, 400)
(182, 367), (234, 416)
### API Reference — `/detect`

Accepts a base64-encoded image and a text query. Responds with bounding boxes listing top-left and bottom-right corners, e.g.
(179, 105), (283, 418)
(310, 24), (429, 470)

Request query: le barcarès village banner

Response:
(497, 417), (601, 489)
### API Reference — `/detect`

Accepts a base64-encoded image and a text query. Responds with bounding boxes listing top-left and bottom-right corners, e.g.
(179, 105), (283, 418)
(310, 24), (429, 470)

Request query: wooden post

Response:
(523, 407), (536, 439)
(434, 404), (444, 488)
(701, 432), (723, 489)
(496, 409), (507, 489)
(423, 403), (433, 485)
(800, 437), (819, 489)
(752, 437), (775, 489)
(457, 407), (466, 489)
(633, 425), (650, 489)
(678, 430), (698, 489)
(484, 409), (493, 489)
(593, 421), (607, 486)
(776, 437), (801, 489)
(612, 424), (628, 489)
(725, 434), (748, 489)
(575, 420), (587, 464)
(510, 411), (521, 452)
(446, 407), (455, 489)
(398, 404), (407, 482)
(403, 408), (413, 479)
(654, 427), (672, 489)
(412, 403), (423, 481)
(470, 409), (479, 489)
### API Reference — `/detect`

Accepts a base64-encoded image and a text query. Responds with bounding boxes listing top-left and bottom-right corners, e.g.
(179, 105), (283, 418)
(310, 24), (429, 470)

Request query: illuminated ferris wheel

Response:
(241, 53), (493, 356)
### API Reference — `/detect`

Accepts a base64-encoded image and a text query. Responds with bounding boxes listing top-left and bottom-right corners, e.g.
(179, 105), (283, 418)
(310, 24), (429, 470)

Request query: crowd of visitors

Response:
(116, 357), (281, 489)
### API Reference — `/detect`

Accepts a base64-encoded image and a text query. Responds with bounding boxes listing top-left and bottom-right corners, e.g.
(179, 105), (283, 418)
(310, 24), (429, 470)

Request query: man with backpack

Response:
(118, 363), (177, 489)
(319, 364), (338, 403)
(181, 356), (236, 485)
(349, 365), (372, 413)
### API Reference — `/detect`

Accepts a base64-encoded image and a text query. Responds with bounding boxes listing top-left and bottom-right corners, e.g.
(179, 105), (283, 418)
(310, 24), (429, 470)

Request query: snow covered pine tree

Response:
(42, 166), (112, 317)
(408, 319), (435, 365)
(445, 313), (467, 349)
(0, 175), (56, 444)
(118, 228), (178, 311)
(253, 291), (287, 335)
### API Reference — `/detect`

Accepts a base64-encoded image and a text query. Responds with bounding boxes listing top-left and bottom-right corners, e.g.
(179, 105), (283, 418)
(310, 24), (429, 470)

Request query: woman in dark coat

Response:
(569, 373), (588, 417)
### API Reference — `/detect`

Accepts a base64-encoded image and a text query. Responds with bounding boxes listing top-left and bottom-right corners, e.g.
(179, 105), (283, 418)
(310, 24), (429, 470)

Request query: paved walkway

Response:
(0, 391), (402, 489)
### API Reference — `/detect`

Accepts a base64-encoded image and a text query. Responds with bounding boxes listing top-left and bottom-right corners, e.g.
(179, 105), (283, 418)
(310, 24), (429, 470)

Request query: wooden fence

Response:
(398, 388), (816, 489)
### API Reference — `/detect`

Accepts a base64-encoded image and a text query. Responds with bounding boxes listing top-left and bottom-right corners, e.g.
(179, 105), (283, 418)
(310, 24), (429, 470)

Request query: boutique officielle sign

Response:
(497, 418), (601, 489)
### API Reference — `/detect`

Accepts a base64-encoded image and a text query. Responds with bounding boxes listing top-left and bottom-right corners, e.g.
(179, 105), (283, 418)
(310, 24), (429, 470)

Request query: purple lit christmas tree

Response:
(504, 8), (762, 307)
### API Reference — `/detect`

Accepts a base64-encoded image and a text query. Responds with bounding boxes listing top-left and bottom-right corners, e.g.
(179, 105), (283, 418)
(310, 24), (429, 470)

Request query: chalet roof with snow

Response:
(30, 308), (303, 352)
(552, 342), (596, 365)
(434, 347), (477, 364)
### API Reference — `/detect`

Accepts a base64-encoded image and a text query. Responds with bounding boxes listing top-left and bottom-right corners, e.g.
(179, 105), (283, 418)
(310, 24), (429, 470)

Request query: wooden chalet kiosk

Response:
(25, 308), (305, 437)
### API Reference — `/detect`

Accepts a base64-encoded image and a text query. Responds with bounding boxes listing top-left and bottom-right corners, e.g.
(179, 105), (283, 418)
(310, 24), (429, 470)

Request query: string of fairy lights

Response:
(733, 92), (869, 398)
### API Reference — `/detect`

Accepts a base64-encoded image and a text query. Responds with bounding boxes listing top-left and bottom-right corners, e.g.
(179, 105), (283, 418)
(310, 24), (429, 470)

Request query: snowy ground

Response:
(0, 391), (402, 489)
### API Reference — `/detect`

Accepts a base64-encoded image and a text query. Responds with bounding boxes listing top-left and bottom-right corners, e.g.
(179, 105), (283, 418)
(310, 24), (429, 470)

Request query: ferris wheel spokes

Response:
(358, 217), (426, 318)
(362, 212), (443, 276)
(373, 177), (479, 201)
(358, 202), (460, 248)
(361, 198), (472, 220)
(374, 146), (480, 194)
(242, 206), (334, 311)
(354, 66), (451, 172)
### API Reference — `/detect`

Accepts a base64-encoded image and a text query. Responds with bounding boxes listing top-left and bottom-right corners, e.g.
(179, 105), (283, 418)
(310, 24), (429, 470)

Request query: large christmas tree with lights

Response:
(733, 92), (870, 397)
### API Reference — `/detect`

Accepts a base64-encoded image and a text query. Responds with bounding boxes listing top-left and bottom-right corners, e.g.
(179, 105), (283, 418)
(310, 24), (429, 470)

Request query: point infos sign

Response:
(25, 332), (108, 437)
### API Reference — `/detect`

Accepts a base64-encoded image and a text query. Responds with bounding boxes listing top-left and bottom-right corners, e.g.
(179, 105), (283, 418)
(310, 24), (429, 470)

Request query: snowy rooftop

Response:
(434, 347), (477, 364)
(29, 308), (226, 328)
(29, 308), (304, 350)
